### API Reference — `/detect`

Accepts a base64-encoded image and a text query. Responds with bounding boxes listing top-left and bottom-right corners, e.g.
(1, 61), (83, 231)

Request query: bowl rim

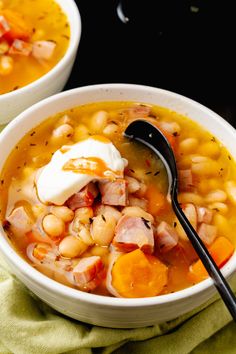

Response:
(0, 0), (81, 100)
(0, 83), (236, 308)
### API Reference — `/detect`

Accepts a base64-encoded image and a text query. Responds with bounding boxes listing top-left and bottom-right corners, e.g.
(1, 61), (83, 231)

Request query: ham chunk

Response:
(178, 169), (193, 192)
(156, 221), (179, 253)
(198, 223), (217, 246)
(7, 206), (33, 235)
(32, 40), (56, 60)
(9, 39), (32, 56)
(196, 206), (213, 224)
(0, 15), (10, 38)
(99, 179), (127, 206)
(73, 256), (104, 291)
(113, 215), (154, 253)
(66, 182), (98, 210)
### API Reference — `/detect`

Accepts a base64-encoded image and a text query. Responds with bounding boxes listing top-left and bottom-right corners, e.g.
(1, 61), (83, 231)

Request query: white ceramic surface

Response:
(0, 84), (236, 328)
(0, 0), (81, 124)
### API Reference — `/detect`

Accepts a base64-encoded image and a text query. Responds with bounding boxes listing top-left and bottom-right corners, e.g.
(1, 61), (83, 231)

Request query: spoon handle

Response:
(172, 195), (236, 321)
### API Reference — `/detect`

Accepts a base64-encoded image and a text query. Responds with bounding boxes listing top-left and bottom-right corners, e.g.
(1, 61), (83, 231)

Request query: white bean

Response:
(36, 263), (54, 279)
(90, 110), (108, 132)
(22, 167), (35, 178)
(128, 197), (147, 210)
(59, 236), (88, 258)
(179, 138), (198, 154)
(74, 124), (89, 141)
(51, 206), (74, 222)
(0, 55), (13, 76)
(122, 206), (154, 223)
(213, 214), (231, 237)
(57, 114), (74, 126)
(175, 219), (188, 241)
(91, 215), (116, 246)
(125, 176), (141, 193)
(32, 204), (48, 218)
(52, 124), (74, 139)
(224, 181), (236, 206)
(198, 141), (221, 159)
(208, 202), (228, 214)
(177, 156), (192, 169)
(78, 226), (94, 246)
(158, 121), (181, 134)
(32, 153), (51, 167)
(90, 245), (109, 257)
(42, 214), (65, 237)
(74, 207), (93, 224)
(127, 168), (147, 181)
(178, 192), (203, 205)
(198, 178), (221, 194)
(0, 40), (9, 55)
(191, 160), (220, 176)
(136, 182), (147, 197)
(205, 189), (227, 204)
(191, 155), (209, 163)
(96, 205), (121, 222)
(103, 123), (118, 135)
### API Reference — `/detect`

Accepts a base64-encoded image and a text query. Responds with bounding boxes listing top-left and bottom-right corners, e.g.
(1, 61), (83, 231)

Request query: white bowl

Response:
(0, 0), (81, 124)
(0, 84), (235, 328)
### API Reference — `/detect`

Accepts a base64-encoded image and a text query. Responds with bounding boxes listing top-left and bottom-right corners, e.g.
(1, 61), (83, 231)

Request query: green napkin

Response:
(0, 255), (235, 354)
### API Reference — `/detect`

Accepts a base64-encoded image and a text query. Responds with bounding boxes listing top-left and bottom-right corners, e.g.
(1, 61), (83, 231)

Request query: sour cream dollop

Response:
(36, 136), (127, 205)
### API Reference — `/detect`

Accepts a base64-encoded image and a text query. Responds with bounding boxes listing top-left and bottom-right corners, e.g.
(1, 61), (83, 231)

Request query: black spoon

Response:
(124, 119), (236, 321)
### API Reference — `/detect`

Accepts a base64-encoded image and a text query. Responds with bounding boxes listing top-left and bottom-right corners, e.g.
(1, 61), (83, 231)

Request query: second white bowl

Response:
(0, 0), (81, 124)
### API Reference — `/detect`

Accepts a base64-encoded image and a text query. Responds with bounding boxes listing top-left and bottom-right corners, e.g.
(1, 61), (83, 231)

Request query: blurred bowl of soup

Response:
(0, 0), (81, 124)
(0, 84), (235, 328)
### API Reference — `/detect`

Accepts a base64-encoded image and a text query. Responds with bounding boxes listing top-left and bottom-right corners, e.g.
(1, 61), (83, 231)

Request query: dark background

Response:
(65, 0), (236, 127)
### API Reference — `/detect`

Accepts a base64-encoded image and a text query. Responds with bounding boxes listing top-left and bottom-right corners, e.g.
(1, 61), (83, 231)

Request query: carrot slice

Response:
(188, 237), (235, 284)
(145, 184), (167, 215)
(0, 9), (31, 41)
(111, 249), (168, 298)
(209, 236), (235, 267)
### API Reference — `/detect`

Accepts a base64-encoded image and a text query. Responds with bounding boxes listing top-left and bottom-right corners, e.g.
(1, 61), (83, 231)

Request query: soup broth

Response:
(0, 0), (70, 94)
(0, 101), (235, 297)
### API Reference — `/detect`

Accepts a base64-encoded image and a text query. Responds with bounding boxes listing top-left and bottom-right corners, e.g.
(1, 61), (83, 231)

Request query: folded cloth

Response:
(0, 256), (235, 354)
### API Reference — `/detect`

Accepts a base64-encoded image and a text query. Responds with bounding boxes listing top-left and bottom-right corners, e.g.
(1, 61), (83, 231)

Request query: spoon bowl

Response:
(124, 119), (236, 321)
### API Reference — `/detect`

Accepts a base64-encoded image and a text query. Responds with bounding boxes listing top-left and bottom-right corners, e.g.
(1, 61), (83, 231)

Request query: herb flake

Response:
(141, 217), (151, 229)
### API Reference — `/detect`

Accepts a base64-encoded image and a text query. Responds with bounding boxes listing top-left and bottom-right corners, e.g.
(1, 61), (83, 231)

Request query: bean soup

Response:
(0, 101), (235, 298)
